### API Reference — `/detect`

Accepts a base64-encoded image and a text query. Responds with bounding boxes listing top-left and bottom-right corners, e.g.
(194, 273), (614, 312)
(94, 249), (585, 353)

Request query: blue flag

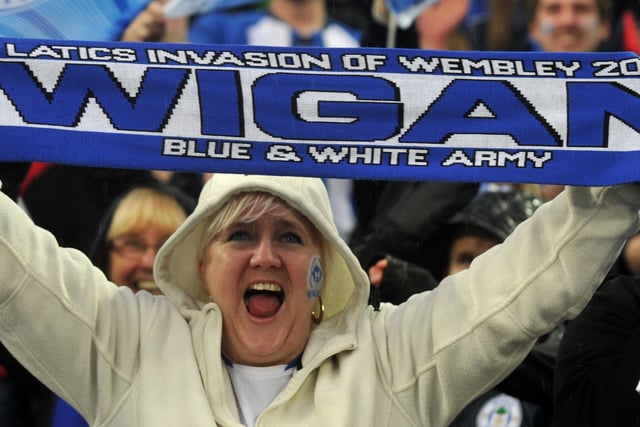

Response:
(0, 0), (148, 41)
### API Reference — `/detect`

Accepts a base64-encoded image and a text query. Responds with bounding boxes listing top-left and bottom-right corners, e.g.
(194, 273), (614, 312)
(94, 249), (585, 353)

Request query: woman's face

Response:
(199, 201), (323, 366)
(108, 224), (171, 294)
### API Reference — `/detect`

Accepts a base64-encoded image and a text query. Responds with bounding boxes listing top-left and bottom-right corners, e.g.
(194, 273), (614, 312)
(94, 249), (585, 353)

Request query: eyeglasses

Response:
(108, 237), (165, 261)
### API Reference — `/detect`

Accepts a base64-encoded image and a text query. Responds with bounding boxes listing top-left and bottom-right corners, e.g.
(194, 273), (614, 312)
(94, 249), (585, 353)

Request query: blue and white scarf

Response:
(1, 37), (639, 186)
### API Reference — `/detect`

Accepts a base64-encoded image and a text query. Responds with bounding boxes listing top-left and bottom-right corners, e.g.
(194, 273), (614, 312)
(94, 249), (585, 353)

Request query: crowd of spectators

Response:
(1, 0), (640, 426)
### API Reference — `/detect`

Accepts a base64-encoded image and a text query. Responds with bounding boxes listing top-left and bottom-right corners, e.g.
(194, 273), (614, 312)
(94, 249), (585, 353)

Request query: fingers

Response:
(162, 14), (189, 42)
(368, 258), (389, 287)
(121, 1), (166, 42)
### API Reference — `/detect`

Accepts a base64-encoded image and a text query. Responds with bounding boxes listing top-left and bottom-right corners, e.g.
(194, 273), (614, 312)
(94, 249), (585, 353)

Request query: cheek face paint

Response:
(583, 17), (599, 36)
(541, 19), (554, 35)
(307, 255), (323, 298)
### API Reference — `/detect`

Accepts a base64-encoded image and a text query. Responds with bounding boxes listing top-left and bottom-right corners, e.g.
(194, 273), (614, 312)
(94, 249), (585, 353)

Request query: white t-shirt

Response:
(226, 363), (296, 427)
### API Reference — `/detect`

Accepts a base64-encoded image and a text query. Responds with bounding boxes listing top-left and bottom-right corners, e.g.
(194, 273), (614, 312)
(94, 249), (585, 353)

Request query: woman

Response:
(0, 174), (639, 426)
(51, 183), (195, 427)
(89, 184), (195, 294)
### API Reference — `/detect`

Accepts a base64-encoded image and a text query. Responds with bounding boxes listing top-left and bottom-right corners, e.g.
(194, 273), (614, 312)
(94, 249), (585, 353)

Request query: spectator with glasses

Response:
(88, 183), (196, 294)
(50, 182), (195, 427)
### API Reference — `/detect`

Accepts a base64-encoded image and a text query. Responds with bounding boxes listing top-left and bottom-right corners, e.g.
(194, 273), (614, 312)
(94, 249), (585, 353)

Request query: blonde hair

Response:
(107, 187), (187, 240)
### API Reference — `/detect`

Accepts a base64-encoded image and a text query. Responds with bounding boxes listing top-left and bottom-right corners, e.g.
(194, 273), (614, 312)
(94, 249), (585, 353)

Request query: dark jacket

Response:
(553, 274), (640, 427)
(350, 181), (480, 275)
(22, 165), (157, 254)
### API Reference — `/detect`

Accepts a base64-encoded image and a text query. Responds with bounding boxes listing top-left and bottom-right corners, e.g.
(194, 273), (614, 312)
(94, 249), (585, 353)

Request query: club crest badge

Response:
(307, 255), (323, 298)
(476, 394), (523, 427)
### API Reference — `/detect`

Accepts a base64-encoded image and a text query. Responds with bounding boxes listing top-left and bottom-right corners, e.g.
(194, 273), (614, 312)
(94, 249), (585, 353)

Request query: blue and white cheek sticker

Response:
(307, 255), (323, 298)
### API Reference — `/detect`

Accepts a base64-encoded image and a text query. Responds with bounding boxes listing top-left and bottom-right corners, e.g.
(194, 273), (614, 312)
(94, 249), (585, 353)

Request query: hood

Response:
(154, 174), (370, 321)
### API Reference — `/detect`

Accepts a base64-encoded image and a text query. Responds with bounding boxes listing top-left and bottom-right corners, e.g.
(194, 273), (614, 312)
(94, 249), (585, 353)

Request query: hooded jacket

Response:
(0, 174), (639, 427)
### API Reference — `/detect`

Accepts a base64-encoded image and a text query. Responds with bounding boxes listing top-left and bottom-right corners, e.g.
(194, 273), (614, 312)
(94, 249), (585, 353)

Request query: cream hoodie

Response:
(0, 174), (639, 426)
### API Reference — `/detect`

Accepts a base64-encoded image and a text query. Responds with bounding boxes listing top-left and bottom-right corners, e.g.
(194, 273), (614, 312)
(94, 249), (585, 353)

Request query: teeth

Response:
(249, 283), (282, 292)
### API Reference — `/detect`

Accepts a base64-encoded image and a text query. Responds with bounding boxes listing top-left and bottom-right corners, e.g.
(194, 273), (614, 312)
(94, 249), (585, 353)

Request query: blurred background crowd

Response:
(1, 0), (640, 425)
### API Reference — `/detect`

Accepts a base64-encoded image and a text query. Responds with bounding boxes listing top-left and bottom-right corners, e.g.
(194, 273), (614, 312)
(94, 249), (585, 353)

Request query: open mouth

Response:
(244, 283), (285, 318)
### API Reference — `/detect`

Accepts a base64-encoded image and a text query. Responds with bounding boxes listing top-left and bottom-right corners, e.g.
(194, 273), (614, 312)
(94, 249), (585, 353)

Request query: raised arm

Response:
(0, 181), (143, 423)
(382, 184), (640, 426)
